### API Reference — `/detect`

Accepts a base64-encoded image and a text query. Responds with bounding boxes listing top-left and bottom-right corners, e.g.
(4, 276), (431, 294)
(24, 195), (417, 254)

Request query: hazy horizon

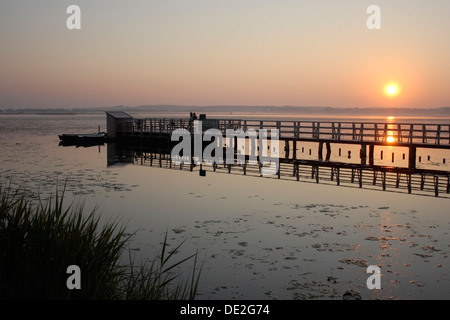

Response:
(1, 1), (450, 109)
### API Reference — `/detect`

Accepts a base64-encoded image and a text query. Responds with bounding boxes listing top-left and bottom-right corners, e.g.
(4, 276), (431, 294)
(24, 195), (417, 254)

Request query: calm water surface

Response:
(1, 113), (449, 300)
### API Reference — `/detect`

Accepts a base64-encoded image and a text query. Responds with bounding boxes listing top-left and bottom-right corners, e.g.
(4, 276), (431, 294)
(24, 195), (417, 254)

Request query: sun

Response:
(387, 85), (397, 95)
(385, 83), (399, 97)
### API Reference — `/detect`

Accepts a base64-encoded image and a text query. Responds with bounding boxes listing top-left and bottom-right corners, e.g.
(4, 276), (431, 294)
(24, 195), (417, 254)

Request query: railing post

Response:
(311, 122), (320, 140)
(337, 123), (341, 141)
(360, 123), (364, 142)
(317, 122), (320, 139)
(409, 124), (413, 143)
(436, 125), (441, 146)
(422, 124), (427, 143)
(312, 122), (315, 139)
(352, 123), (356, 140)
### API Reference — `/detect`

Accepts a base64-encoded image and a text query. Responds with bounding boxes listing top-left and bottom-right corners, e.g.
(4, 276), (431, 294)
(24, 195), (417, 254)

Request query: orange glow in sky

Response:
(0, 2), (449, 109)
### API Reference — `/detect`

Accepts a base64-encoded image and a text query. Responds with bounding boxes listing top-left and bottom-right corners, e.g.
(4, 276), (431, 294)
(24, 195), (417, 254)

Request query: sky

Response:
(0, 0), (449, 109)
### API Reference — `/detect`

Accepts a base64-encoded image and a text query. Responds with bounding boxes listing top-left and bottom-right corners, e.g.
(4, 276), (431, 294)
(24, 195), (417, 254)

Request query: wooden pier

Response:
(105, 111), (450, 197)
(106, 111), (450, 167)
(106, 111), (450, 148)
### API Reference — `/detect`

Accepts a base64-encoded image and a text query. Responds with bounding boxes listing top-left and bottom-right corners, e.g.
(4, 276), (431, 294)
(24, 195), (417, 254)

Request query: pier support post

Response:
(359, 169), (363, 188)
(434, 176), (439, 197)
(447, 177), (449, 194)
(409, 146), (417, 169)
(312, 166), (319, 183)
(369, 145), (374, 166)
(293, 140), (297, 160)
(318, 142), (324, 161)
(285, 140), (290, 159)
(407, 174), (412, 194)
(325, 142), (331, 161)
(360, 144), (367, 166)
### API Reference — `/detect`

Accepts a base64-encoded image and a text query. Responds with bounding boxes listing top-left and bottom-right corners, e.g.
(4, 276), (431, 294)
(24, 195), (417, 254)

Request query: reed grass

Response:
(0, 183), (201, 300)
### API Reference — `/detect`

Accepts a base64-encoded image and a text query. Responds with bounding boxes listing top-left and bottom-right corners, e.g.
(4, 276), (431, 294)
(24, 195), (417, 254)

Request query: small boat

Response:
(58, 132), (107, 145)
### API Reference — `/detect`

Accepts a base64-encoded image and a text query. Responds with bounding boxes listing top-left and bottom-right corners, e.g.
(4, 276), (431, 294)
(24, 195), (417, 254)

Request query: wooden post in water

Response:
(406, 174), (411, 194)
(434, 176), (439, 197)
(325, 142), (331, 161)
(318, 142), (324, 161)
(369, 144), (375, 166)
(285, 140), (290, 159)
(360, 144), (367, 166)
(447, 176), (450, 194)
(408, 146), (417, 169)
(293, 140), (297, 160)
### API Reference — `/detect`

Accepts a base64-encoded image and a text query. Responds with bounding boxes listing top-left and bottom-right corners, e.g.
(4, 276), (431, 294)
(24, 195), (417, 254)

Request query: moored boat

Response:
(58, 132), (107, 145)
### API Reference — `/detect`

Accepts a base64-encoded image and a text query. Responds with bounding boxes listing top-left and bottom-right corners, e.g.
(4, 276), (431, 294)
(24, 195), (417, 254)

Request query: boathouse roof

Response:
(105, 111), (133, 119)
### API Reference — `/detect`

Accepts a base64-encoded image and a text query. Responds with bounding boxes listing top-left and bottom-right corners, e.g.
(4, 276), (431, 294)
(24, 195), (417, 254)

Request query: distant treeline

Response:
(1, 105), (450, 116)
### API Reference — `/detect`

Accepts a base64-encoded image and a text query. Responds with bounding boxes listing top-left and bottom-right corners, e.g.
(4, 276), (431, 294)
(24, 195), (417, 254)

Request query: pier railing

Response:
(115, 117), (450, 147)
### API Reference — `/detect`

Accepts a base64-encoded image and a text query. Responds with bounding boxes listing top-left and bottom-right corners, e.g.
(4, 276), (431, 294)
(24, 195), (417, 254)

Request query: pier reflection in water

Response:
(107, 141), (450, 198)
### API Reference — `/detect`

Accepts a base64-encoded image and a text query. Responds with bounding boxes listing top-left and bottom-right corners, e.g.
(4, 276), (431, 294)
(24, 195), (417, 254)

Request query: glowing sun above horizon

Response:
(385, 83), (399, 97)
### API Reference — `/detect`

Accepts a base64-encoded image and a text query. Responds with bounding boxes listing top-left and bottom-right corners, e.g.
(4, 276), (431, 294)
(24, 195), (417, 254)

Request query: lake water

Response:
(1, 113), (449, 300)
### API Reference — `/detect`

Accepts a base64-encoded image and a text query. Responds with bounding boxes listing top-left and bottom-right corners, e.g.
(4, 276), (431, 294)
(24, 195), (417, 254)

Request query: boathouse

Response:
(105, 111), (134, 139)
